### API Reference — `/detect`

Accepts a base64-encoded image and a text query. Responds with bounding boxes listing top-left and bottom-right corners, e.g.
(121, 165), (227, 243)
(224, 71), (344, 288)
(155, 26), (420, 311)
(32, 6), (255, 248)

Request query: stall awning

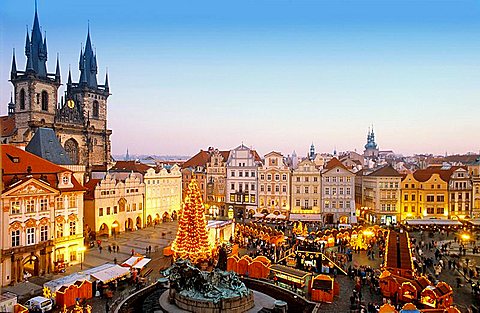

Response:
(133, 258), (151, 269)
(265, 213), (277, 219)
(289, 213), (322, 221)
(91, 265), (130, 283)
(253, 213), (265, 218)
(405, 219), (461, 226)
(276, 214), (286, 219)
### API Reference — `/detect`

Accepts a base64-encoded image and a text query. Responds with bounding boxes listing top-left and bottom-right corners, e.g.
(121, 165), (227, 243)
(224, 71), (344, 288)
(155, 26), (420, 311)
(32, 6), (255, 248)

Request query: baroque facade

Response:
(258, 151), (291, 215)
(0, 145), (85, 286)
(4, 7), (111, 174)
(291, 159), (321, 218)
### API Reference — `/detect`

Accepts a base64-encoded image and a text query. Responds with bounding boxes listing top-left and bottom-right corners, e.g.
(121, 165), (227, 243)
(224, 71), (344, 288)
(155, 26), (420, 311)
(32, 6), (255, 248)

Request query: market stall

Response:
(270, 264), (312, 296)
(90, 265), (130, 284)
(310, 274), (336, 303)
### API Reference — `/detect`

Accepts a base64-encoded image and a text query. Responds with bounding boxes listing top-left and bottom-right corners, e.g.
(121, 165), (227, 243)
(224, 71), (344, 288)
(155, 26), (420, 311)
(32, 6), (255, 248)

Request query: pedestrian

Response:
(149, 245), (152, 254)
(108, 245), (112, 254)
(131, 248), (134, 256)
(99, 245), (103, 254)
(114, 257), (117, 264)
(117, 245), (120, 254)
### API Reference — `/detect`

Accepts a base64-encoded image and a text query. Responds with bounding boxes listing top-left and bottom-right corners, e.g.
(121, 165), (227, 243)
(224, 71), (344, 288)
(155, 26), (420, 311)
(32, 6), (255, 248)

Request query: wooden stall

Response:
(433, 282), (453, 309)
(270, 264), (312, 296)
(310, 274), (335, 303)
(227, 255), (270, 279)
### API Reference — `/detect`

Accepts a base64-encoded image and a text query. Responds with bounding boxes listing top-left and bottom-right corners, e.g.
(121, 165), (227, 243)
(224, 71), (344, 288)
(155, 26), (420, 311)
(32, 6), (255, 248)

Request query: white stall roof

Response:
(289, 213), (322, 221)
(133, 258), (151, 269)
(90, 265), (130, 283)
(122, 256), (151, 269)
(405, 219), (461, 226)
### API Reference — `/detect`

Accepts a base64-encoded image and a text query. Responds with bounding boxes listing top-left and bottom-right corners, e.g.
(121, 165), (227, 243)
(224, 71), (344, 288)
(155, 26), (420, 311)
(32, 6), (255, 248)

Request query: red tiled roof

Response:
(0, 115), (16, 137)
(110, 160), (152, 174)
(251, 150), (262, 162)
(412, 166), (464, 183)
(324, 157), (349, 172)
(182, 150), (210, 169)
(84, 179), (102, 200)
(220, 151), (230, 161)
(1, 144), (85, 192)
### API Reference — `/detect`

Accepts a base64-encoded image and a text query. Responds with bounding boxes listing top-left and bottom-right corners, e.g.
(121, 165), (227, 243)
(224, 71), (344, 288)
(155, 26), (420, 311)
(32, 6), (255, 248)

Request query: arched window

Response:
(93, 100), (99, 118)
(64, 138), (79, 164)
(41, 91), (48, 111)
(20, 89), (26, 110)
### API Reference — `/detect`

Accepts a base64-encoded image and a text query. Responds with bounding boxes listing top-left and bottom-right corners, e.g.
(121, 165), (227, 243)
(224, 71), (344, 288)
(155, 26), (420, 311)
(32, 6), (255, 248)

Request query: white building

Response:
(226, 144), (262, 219)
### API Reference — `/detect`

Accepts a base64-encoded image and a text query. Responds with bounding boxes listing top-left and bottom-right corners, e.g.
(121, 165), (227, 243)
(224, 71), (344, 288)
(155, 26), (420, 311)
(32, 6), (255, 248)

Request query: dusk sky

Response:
(1, 0), (480, 157)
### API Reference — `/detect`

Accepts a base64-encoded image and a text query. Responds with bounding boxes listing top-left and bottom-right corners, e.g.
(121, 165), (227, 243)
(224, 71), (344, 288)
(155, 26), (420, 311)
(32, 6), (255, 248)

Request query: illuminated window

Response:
(11, 201), (21, 214)
(69, 221), (76, 236)
(57, 223), (64, 238)
(26, 228), (35, 245)
(40, 225), (48, 241)
(11, 230), (20, 247)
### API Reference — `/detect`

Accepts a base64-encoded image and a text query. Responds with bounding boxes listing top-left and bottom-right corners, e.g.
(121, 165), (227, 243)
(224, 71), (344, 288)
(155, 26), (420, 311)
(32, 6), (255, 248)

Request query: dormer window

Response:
(63, 176), (69, 185)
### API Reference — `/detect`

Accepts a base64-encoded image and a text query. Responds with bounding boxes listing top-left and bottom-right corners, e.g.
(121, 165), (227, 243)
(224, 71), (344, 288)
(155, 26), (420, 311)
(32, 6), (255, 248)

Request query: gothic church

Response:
(3, 6), (112, 172)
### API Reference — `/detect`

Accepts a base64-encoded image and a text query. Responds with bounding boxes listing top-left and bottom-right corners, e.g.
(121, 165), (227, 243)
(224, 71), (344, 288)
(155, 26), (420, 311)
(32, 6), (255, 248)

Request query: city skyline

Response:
(1, 0), (480, 156)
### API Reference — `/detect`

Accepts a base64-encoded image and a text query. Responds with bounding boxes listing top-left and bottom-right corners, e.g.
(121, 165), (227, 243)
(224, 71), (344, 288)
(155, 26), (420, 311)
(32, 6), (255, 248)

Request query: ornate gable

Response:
(3, 177), (59, 198)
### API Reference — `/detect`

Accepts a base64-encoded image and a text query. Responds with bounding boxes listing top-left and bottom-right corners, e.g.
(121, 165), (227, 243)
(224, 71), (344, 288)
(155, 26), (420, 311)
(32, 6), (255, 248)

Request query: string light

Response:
(171, 179), (212, 263)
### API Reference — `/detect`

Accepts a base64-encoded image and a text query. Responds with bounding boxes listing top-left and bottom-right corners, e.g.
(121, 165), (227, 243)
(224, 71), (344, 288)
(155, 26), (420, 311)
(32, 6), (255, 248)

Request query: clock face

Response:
(67, 99), (75, 109)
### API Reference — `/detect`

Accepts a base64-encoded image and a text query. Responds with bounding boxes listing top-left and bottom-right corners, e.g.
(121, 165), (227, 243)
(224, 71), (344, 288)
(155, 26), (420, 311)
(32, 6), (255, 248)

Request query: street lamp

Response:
(78, 246), (86, 270)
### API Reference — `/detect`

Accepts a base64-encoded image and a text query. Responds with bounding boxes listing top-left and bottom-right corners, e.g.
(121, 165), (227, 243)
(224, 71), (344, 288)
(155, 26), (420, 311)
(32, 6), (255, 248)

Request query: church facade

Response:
(5, 7), (112, 173)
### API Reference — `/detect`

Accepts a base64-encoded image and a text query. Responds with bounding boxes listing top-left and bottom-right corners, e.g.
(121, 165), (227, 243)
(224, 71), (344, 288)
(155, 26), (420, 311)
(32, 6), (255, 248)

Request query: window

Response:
(11, 201), (20, 214)
(26, 228), (35, 245)
(239, 171), (243, 177)
(11, 230), (20, 247)
(304, 186), (309, 194)
(260, 185), (265, 192)
(93, 100), (99, 118)
(40, 225), (48, 242)
(325, 177), (330, 182)
(339, 201), (344, 208)
(70, 250), (77, 262)
(332, 187), (337, 195)
(412, 194), (415, 201)
(133, 203), (137, 211)
(267, 174), (272, 181)
(69, 221), (76, 236)
(106, 207), (111, 215)
(313, 187), (318, 194)
(57, 223), (64, 238)
(427, 207), (435, 214)
(346, 187), (351, 195)
(346, 177), (351, 183)
(26, 199), (35, 213)
(231, 183), (235, 190)
(296, 177), (301, 182)
(260, 174), (265, 180)
(304, 199), (309, 208)
(69, 195), (76, 208)
(339, 188), (344, 195)
(313, 199), (318, 206)
(282, 174), (287, 181)
(436, 207), (444, 214)
(313, 177), (318, 182)
(296, 187), (301, 194)
(346, 201), (351, 208)
(296, 199), (301, 206)
(251, 172), (255, 177)
(404, 206), (408, 212)
(332, 177), (337, 183)
(39, 198), (48, 211)
(267, 185), (271, 192)
(230, 195), (235, 202)
(282, 185), (287, 193)
(411, 206), (415, 212)
(405, 184), (409, 189)
(251, 184), (255, 191)
(324, 200), (330, 208)
(41, 90), (48, 111)
(305, 177), (309, 182)
(325, 187), (330, 195)
(99, 207), (104, 216)
(62, 176), (69, 185)
(245, 172), (249, 177)
(275, 185), (280, 192)
(404, 194), (408, 201)
(426, 195), (435, 202)
(114, 206), (118, 214)
(19, 89), (26, 110)
(437, 195), (444, 202)
(275, 174), (280, 181)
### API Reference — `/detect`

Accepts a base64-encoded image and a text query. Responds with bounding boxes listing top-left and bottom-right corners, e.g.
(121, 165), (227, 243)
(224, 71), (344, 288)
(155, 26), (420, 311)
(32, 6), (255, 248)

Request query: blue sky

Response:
(1, 0), (480, 157)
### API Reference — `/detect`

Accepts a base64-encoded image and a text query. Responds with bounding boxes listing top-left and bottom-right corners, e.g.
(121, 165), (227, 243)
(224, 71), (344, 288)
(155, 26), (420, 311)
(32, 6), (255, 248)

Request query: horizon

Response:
(1, 0), (480, 156)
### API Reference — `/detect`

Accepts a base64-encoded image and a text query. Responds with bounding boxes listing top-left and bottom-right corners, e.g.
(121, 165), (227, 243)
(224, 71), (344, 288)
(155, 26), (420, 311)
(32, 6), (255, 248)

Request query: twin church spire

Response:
(10, 4), (108, 90)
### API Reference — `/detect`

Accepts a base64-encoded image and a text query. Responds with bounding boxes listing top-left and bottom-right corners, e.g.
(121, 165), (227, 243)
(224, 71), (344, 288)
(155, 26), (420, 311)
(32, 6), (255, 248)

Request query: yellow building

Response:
(0, 145), (85, 286)
(290, 159), (321, 220)
(401, 166), (456, 221)
(84, 173), (145, 238)
(258, 151), (291, 215)
(144, 165), (182, 225)
(468, 158), (480, 218)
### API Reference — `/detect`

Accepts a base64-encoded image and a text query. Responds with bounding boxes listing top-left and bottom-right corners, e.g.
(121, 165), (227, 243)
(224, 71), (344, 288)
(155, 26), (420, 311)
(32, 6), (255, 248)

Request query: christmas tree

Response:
(171, 179), (212, 263)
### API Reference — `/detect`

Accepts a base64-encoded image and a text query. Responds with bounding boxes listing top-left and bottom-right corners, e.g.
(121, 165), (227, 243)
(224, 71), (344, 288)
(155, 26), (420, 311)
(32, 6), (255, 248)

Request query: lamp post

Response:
(78, 246), (86, 270)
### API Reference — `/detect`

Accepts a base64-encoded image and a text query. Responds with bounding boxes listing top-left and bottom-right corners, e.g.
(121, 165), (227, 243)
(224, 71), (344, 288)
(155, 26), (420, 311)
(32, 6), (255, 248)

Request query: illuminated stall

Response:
(270, 264), (313, 296)
(310, 274), (337, 303)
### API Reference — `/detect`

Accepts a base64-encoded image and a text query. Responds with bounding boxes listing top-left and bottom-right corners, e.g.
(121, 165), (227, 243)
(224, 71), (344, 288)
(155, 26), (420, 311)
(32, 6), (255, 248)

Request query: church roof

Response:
(324, 157), (349, 172)
(368, 165), (402, 177)
(26, 127), (72, 165)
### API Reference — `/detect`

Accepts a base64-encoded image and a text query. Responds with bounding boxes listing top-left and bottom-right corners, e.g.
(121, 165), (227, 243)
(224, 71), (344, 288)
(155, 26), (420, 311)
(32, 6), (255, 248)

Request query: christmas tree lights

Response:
(171, 179), (212, 263)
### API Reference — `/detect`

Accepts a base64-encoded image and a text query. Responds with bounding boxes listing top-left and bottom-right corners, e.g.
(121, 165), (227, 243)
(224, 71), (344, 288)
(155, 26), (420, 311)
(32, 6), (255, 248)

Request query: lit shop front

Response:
(270, 264), (312, 297)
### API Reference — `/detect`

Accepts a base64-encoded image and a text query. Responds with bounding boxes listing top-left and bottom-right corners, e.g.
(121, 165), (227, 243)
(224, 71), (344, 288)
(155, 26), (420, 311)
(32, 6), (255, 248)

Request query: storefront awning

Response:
(253, 213), (265, 218)
(91, 265), (130, 283)
(289, 213), (322, 221)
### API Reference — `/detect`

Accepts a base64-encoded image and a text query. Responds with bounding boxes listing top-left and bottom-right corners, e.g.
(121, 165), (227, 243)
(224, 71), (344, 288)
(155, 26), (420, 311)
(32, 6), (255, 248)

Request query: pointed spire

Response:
(42, 35), (48, 60)
(55, 53), (61, 83)
(67, 65), (72, 85)
(24, 29), (31, 56)
(78, 46), (84, 70)
(26, 42), (34, 72)
(11, 48), (17, 80)
(8, 92), (15, 115)
(104, 70), (109, 92)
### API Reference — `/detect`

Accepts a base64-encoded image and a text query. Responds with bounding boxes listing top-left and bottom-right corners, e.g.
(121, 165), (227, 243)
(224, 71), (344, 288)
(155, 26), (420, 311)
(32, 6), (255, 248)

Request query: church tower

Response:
(55, 27), (111, 169)
(9, 5), (61, 144)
